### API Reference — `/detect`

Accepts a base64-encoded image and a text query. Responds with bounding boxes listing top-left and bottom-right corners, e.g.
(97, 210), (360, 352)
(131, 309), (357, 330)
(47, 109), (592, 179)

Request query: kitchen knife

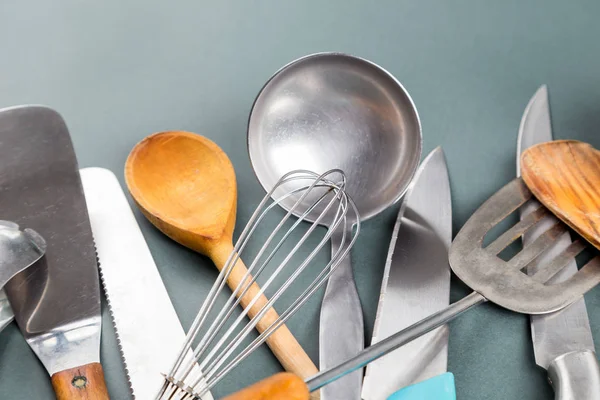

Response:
(80, 167), (213, 400)
(517, 85), (600, 399)
(361, 147), (455, 400)
(0, 105), (108, 399)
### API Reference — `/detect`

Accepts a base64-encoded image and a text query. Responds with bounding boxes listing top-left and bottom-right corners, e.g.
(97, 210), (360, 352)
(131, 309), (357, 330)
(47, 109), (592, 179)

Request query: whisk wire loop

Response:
(157, 169), (360, 400)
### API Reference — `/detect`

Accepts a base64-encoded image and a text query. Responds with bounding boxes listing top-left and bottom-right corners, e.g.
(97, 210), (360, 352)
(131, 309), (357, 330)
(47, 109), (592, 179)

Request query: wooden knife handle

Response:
(222, 373), (309, 400)
(51, 362), (109, 400)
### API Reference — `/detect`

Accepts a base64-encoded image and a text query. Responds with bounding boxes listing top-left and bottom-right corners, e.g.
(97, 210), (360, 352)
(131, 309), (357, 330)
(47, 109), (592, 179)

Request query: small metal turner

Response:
(0, 220), (47, 331)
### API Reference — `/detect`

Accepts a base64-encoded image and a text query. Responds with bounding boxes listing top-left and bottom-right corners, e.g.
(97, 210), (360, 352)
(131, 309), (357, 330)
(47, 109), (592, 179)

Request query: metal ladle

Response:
(247, 52), (422, 400)
(0, 220), (47, 331)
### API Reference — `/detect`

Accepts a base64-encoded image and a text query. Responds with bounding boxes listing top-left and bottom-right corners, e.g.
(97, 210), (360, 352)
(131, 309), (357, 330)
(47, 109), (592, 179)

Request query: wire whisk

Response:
(157, 169), (360, 399)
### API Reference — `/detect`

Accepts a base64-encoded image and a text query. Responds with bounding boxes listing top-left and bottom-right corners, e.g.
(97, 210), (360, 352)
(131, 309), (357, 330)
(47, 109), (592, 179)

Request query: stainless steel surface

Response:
(305, 174), (600, 393)
(247, 52), (422, 399)
(518, 85), (600, 399)
(0, 221), (46, 289)
(547, 351), (600, 400)
(80, 167), (213, 400)
(516, 85), (552, 174)
(159, 170), (360, 399)
(0, 105), (102, 375)
(0, 290), (13, 332)
(0, 222), (46, 333)
(362, 147), (451, 400)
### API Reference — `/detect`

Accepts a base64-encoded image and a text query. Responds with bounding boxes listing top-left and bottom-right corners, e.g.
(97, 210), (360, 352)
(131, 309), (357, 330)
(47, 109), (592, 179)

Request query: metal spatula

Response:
(254, 176), (600, 396)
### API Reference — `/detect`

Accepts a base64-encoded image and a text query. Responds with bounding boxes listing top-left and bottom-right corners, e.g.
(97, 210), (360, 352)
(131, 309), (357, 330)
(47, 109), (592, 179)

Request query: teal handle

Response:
(386, 372), (456, 400)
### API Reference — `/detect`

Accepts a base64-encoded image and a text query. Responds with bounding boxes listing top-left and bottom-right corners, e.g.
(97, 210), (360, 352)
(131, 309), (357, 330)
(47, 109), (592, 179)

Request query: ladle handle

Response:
(224, 293), (484, 400)
(212, 242), (320, 399)
(307, 291), (485, 392)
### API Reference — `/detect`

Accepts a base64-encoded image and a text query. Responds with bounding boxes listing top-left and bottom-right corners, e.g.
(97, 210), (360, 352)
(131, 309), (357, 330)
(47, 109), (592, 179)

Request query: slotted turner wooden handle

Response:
(222, 373), (309, 400)
(520, 140), (600, 250)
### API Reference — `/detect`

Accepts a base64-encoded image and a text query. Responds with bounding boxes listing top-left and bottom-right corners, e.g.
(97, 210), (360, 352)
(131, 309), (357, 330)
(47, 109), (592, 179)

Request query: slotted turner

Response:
(450, 177), (600, 314)
(236, 175), (600, 397)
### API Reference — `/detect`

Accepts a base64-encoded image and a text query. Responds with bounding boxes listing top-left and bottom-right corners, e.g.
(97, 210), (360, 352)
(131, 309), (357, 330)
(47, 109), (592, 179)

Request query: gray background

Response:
(1, 0), (600, 399)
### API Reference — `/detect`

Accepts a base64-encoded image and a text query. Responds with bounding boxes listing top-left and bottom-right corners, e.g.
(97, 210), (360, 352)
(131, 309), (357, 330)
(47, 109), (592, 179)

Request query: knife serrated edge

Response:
(81, 167), (213, 400)
(95, 244), (136, 397)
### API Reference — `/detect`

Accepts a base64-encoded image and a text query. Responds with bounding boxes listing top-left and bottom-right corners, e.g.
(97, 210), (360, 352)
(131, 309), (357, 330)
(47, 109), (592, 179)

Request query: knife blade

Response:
(0, 105), (108, 399)
(517, 85), (600, 399)
(361, 147), (454, 400)
(80, 167), (213, 400)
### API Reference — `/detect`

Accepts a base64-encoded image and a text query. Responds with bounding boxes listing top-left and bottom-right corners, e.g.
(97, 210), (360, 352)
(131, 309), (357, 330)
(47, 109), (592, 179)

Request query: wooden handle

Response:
(222, 373), (309, 400)
(212, 243), (320, 399)
(51, 362), (109, 400)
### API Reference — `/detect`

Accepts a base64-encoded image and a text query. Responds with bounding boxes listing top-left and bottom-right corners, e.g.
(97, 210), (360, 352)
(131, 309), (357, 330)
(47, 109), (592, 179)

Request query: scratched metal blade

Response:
(0, 290), (13, 332)
(361, 147), (452, 400)
(0, 105), (102, 375)
(518, 85), (595, 369)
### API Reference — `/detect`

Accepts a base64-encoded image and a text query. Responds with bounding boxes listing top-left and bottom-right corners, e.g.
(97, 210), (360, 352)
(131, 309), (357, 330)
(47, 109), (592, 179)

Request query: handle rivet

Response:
(72, 376), (88, 389)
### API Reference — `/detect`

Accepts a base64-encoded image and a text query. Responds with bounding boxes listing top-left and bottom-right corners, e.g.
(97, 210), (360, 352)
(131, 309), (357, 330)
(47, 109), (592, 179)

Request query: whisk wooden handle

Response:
(212, 242), (320, 397)
(222, 373), (309, 400)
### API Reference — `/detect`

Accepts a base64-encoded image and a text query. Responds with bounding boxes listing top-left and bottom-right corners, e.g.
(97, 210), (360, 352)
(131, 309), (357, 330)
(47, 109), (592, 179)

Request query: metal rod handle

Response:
(306, 291), (486, 392)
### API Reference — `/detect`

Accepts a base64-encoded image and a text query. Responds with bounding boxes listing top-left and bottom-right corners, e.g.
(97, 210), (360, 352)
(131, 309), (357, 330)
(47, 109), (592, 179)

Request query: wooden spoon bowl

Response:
(520, 139), (600, 250)
(125, 131), (319, 387)
(125, 131), (237, 255)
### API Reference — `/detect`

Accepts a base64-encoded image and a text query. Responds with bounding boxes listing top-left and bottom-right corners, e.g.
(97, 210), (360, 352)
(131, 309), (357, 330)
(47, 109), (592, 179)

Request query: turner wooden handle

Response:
(51, 362), (109, 400)
(212, 243), (320, 400)
(222, 373), (309, 400)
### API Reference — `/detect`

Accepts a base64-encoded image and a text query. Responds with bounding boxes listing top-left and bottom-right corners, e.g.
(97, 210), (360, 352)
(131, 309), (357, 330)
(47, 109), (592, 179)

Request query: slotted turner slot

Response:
(575, 246), (597, 269)
(485, 205), (549, 255)
(530, 239), (587, 282)
(510, 222), (568, 270)
(450, 177), (600, 314)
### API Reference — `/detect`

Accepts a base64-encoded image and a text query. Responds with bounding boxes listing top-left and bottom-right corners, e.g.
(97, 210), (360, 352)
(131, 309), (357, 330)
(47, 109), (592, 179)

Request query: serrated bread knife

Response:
(0, 105), (109, 399)
(361, 147), (455, 400)
(517, 85), (600, 399)
(80, 167), (213, 400)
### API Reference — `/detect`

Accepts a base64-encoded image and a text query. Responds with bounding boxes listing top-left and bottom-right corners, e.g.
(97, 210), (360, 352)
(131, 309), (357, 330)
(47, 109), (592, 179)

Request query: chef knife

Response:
(80, 167), (213, 400)
(361, 147), (455, 400)
(0, 105), (108, 399)
(517, 85), (600, 399)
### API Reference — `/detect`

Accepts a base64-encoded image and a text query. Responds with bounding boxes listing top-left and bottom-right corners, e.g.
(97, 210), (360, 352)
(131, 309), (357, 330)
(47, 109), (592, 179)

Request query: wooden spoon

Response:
(520, 139), (600, 250)
(124, 131), (320, 388)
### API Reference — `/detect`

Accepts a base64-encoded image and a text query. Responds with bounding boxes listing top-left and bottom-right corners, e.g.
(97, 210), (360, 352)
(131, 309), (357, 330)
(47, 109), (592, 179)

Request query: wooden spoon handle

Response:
(212, 243), (320, 394)
(222, 373), (309, 400)
(51, 362), (110, 400)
